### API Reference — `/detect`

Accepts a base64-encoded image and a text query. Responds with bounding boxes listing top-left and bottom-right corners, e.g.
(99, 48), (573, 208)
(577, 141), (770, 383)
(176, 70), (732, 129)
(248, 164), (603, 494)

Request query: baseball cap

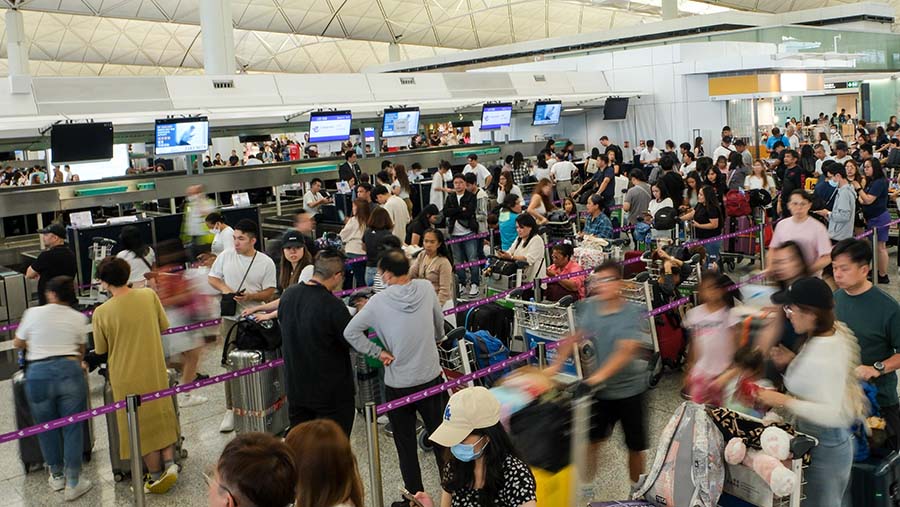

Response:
(771, 277), (834, 310)
(428, 387), (500, 447)
(280, 230), (306, 249)
(39, 223), (66, 239)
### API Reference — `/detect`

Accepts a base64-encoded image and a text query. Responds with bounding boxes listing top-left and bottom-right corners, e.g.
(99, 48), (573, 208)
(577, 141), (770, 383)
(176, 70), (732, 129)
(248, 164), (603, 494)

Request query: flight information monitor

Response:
(309, 111), (352, 143)
(50, 123), (114, 163)
(382, 107), (420, 138)
(532, 101), (562, 126)
(155, 117), (210, 155)
(480, 103), (513, 130)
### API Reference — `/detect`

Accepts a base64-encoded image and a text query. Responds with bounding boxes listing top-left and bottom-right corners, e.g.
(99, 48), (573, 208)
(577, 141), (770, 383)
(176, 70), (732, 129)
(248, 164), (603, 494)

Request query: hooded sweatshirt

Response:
(828, 183), (857, 242)
(344, 278), (443, 388)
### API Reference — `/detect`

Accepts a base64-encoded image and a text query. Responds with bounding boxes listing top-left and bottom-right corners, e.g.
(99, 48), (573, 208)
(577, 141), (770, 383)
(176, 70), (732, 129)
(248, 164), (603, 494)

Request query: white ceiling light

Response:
(780, 73), (808, 93)
(563, 108), (584, 112)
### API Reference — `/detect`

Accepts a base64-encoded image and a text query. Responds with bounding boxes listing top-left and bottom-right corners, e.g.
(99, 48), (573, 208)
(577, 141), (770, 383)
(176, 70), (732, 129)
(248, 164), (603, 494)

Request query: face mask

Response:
(451, 436), (487, 462)
(828, 179), (838, 188)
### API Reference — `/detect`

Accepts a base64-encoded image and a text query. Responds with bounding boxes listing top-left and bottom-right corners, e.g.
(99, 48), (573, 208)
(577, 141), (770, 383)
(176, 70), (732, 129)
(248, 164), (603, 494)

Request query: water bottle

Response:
(528, 297), (536, 313)
(17, 350), (25, 369)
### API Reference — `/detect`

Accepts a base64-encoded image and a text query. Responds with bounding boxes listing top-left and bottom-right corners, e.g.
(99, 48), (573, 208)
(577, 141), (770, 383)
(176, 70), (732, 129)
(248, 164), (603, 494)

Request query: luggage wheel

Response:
(417, 430), (433, 452)
(179, 449), (188, 460)
(113, 473), (125, 483)
(83, 452), (92, 463)
(649, 372), (662, 389)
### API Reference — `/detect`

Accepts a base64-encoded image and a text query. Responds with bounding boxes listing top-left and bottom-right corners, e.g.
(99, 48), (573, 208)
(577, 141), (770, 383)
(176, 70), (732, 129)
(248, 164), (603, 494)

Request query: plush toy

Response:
(723, 430), (797, 498)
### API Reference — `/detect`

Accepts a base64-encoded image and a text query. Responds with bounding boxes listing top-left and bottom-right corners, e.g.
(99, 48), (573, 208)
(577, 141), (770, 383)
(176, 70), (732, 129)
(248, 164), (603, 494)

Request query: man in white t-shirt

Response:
(303, 178), (332, 215)
(551, 158), (577, 198)
(208, 219), (277, 433)
(463, 154), (492, 189)
(639, 140), (661, 170)
(786, 126), (801, 150)
(712, 136), (735, 163)
(814, 144), (828, 176)
(375, 186), (410, 243)
(829, 141), (852, 165)
(430, 161), (451, 210)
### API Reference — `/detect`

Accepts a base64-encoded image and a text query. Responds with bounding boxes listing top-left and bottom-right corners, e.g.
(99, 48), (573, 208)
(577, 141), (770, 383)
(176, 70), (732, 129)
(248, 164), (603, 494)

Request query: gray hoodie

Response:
(828, 183), (857, 242)
(343, 279), (443, 388)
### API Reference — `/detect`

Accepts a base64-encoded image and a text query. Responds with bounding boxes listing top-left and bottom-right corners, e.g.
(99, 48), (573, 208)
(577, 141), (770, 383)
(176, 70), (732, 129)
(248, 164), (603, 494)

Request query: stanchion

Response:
(570, 394), (592, 507)
(537, 342), (548, 369)
(364, 402), (384, 507)
(126, 394), (145, 507)
(757, 215), (767, 269)
(873, 228), (880, 287)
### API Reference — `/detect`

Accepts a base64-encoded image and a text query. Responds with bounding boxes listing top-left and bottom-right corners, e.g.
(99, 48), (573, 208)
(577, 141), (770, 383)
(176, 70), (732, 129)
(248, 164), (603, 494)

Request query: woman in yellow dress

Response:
(92, 257), (180, 494)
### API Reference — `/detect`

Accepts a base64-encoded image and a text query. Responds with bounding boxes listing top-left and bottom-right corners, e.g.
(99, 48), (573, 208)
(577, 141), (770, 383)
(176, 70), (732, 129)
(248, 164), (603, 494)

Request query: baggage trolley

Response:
(508, 296), (580, 382)
(620, 279), (663, 385)
(437, 327), (476, 390)
(720, 207), (765, 271)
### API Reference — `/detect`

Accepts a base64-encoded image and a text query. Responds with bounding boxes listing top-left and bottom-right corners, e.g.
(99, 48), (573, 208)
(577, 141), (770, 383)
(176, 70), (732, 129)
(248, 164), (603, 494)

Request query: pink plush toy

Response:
(723, 435), (796, 498)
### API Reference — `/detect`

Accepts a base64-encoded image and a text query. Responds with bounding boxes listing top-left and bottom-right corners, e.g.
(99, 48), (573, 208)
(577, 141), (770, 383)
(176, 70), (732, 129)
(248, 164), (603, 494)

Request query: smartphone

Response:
(399, 487), (424, 507)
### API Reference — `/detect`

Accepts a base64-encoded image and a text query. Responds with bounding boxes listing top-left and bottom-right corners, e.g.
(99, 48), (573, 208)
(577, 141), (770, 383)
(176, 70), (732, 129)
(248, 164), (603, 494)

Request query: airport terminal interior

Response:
(2, 0), (900, 506)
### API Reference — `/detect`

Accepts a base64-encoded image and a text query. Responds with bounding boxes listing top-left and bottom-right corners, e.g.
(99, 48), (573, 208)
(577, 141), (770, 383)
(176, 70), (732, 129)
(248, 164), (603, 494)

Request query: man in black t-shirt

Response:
(26, 223), (76, 305)
(659, 156), (685, 207)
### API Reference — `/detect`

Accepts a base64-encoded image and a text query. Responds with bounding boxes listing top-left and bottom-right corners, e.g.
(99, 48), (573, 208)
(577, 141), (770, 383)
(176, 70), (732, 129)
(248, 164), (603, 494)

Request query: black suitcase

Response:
(12, 369), (93, 474)
(850, 451), (900, 507)
(465, 302), (514, 346)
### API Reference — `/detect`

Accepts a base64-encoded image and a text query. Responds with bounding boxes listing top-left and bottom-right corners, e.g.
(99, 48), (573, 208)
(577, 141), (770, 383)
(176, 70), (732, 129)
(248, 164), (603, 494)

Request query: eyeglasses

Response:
(204, 471), (238, 506)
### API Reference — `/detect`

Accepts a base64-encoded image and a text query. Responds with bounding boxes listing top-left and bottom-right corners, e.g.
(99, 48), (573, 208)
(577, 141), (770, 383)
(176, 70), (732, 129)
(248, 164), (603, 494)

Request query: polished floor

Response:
(1, 269), (898, 506)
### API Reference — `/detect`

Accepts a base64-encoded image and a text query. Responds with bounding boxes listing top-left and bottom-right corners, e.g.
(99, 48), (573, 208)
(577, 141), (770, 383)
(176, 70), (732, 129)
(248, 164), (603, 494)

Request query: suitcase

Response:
(12, 369), (94, 474)
(624, 250), (646, 279)
(655, 312), (686, 368)
(103, 368), (185, 482)
(226, 348), (289, 435)
(352, 351), (383, 413)
(722, 215), (757, 257)
(849, 451), (900, 507)
(465, 302), (514, 347)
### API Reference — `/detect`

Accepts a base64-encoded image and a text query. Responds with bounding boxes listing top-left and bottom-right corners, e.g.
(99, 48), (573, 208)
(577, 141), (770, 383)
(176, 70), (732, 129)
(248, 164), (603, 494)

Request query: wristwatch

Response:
(874, 361), (886, 376)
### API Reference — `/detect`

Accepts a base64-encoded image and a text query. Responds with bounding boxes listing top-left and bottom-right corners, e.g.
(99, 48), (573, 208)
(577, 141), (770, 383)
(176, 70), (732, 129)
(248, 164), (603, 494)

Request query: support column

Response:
(388, 42), (401, 63)
(661, 0), (679, 20)
(6, 9), (32, 94)
(199, 0), (236, 75)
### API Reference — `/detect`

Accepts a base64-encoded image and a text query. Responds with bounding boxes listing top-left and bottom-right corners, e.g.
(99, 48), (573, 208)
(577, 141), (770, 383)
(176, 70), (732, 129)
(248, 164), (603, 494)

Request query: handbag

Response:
(219, 253), (257, 317)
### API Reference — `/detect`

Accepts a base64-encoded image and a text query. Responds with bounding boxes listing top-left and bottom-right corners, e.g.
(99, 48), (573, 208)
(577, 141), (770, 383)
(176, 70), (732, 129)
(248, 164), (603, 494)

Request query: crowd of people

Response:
(11, 110), (900, 507)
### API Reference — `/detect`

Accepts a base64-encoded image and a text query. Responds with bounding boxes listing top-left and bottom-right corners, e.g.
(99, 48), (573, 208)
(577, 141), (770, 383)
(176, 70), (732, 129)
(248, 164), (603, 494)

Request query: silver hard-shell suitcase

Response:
(226, 348), (289, 435)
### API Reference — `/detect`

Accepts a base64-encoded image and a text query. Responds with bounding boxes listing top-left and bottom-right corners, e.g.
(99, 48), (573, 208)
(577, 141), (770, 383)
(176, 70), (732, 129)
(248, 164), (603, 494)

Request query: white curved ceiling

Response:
(0, 0), (870, 76)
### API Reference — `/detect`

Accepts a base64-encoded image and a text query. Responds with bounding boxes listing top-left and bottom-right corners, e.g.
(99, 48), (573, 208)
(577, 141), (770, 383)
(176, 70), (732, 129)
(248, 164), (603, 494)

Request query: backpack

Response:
(724, 189), (751, 217)
(747, 188), (772, 208)
(220, 318), (283, 366)
(633, 402), (726, 507)
(653, 207), (677, 230)
(463, 330), (510, 387)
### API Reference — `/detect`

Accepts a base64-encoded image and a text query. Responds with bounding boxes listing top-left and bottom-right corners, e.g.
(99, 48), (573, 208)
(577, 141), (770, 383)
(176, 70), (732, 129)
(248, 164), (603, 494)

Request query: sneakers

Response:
(143, 465), (178, 494)
(377, 415), (389, 425)
(219, 410), (235, 433)
(64, 479), (93, 502)
(458, 283), (467, 297)
(49, 473), (65, 492)
(468, 284), (479, 296)
(179, 393), (208, 407)
(193, 373), (210, 382)
(879, 274), (891, 285)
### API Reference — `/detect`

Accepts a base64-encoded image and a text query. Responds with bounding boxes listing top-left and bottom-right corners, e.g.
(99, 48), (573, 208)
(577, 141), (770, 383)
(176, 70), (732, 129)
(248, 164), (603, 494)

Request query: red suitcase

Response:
(623, 250), (646, 279)
(655, 311), (686, 368)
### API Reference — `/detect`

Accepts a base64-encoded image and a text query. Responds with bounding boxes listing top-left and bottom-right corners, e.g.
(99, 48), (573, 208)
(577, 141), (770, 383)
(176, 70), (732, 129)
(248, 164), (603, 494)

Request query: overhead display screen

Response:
(382, 107), (420, 138)
(309, 111), (352, 143)
(50, 123), (114, 163)
(480, 103), (513, 130)
(604, 97), (629, 120)
(532, 101), (562, 126)
(155, 117), (210, 155)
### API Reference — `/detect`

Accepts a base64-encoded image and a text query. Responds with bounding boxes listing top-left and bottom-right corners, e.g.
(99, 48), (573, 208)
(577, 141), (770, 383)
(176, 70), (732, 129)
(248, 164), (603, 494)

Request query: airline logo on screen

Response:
(309, 113), (352, 143)
(481, 105), (512, 130)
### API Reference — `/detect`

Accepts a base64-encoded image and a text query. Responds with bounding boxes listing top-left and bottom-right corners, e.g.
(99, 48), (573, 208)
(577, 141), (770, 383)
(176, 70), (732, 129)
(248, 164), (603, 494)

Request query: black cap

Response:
(39, 223), (66, 239)
(281, 230), (305, 249)
(771, 277), (834, 310)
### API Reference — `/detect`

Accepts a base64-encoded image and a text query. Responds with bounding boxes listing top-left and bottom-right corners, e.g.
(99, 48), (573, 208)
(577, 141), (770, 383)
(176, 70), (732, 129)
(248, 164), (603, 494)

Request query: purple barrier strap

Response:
(344, 256), (367, 265)
(455, 259), (489, 270)
(855, 217), (900, 240)
(443, 283), (535, 317)
(446, 232), (491, 245)
(540, 268), (592, 285)
(683, 223), (763, 248)
(0, 358), (285, 445)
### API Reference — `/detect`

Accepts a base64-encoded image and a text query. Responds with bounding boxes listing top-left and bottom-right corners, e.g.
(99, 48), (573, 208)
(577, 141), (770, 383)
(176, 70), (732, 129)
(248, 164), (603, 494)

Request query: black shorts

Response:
(590, 392), (648, 451)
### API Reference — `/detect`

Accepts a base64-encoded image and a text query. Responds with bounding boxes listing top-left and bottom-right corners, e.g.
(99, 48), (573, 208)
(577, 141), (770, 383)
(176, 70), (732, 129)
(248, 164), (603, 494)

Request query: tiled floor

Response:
(2, 265), (899, 506)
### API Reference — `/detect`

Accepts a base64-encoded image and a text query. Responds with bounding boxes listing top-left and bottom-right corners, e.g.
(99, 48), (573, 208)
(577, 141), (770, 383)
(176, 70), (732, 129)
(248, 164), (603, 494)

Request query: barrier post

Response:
(570, 394), (592, 507)
(272, 185), (282, 216)
(757, 214), (767, 269)
(364, 402), (384, 507)
(537, 341), (548, 369)
(126, 394), (145, 507)
(873, 227), (880, 286)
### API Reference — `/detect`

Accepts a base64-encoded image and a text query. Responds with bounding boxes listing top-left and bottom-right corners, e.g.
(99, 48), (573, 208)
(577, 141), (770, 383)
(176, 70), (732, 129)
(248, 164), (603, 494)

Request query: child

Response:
(562, 197), (577, 217)
(718, 345), (775, 418)
(683, 272), (740, 405)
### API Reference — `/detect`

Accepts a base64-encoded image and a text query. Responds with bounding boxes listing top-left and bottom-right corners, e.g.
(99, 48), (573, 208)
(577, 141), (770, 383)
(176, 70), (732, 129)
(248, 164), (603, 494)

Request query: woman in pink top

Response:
(684, 272), (740, 405)
(768, 189), (833, 275)
(544, 243), (586, 301)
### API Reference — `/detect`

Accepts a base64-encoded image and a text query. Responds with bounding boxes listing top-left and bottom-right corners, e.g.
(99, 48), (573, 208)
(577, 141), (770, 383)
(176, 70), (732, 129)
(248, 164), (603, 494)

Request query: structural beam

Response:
(199, 0), (236, 75)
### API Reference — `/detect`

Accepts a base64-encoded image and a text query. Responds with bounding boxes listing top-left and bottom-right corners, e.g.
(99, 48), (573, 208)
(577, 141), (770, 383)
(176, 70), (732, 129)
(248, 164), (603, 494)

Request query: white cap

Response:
(429, 387), (500, 447)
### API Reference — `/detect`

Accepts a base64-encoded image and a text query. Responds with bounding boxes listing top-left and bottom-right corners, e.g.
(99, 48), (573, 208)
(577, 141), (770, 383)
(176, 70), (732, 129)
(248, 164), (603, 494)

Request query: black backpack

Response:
(220, 318), (283, 366)
(747, 189), (772, 208)
(653, 207), (677, 230)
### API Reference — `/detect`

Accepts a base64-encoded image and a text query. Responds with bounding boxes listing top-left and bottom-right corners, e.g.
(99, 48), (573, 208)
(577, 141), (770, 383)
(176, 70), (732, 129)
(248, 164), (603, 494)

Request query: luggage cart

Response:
(509, 296), (581, 382)
(78, 237), (117, 305)
(481, 257), (528, 308)
(437, 327), (476, 390)
(720, 207), (765, 271)
(620, 279), (663, 384)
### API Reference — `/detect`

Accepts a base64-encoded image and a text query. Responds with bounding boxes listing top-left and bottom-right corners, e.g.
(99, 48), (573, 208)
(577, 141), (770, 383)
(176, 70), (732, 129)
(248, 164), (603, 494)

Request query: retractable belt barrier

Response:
(0, 223), (776, 444)
(855, 217), (900, 240)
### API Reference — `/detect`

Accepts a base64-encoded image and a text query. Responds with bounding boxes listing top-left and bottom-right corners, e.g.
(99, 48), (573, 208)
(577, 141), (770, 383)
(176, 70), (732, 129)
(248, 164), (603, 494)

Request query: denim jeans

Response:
(365, 266), (378, 287)
(705, 240), (722, 263)
(25, 358), (87, 487)
(796, 421), (852, 507)
(344, 254), (367, 289)
(450, 237), (480, 286)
